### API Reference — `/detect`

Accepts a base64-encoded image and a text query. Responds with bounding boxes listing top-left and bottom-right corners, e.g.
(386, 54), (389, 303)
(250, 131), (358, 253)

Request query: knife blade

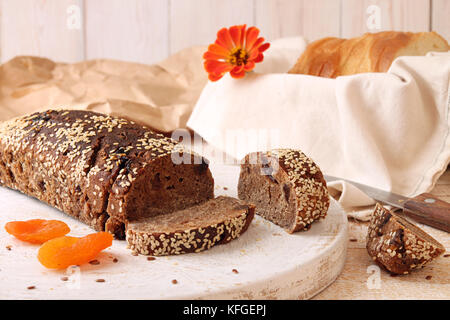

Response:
(324, 175), (450, 233)
(324, 175), (408, 209)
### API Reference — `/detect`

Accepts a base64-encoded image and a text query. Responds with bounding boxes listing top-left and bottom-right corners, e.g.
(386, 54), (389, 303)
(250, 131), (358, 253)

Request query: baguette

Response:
(0, 110), (214, 239)
(289, 31), (449, 78)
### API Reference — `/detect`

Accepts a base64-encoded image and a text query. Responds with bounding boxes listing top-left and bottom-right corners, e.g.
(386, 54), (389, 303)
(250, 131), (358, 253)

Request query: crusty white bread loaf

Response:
(289, 31), (449, 78)
(238, 149), (329, 233)
(126, 196), (255, 256)
(367, 203), (445, 275)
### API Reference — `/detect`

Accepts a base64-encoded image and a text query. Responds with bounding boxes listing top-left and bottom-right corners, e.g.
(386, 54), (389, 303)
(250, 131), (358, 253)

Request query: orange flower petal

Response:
(207, 43), (229, 57)
(254, 53), (264, 63)
(244, 61), (255, 71)
(204, 60), (233, 74)
(208, 73), (224, 81)
(248, 37), (265, 52)
(248, 48), (260, 60)
(240, 25), (247, 48)
(258, 42), (270, 53)
(229, 25), (243, 48)
(247, 37), (264, 51)
(228, 26), (241, 47)
(230, 66), (246, 78)
(245, 27), (260, 51)
(248, 42), (269, 61)
(203, 51), (226, 60)
(216, 28), (234, 50)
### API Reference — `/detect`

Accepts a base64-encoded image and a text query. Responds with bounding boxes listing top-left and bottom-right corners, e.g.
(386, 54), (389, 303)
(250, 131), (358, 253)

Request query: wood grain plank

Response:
(255, 0), (340, 42)
(432, 0), (450, 42)
(85, 0), (168, 65)
(0, 0), (84, 63)
(342, 0), (431, 38)
(169, 0), (254, 54)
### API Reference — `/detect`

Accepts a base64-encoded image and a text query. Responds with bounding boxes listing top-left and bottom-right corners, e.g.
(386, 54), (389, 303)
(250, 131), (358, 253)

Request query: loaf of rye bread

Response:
(126, 196), (255, 256)
(238, 149), (329, 233)
(0, 110), (214, 239)
(367, 203), (445, 275)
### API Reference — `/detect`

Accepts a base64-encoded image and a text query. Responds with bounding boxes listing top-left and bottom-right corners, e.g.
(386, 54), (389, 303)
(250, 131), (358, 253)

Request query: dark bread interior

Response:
(126, 196), (255, 256)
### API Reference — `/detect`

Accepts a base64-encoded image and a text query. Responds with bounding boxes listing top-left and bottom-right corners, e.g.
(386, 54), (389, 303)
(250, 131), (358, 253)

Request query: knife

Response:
(324, 175), (450, 233)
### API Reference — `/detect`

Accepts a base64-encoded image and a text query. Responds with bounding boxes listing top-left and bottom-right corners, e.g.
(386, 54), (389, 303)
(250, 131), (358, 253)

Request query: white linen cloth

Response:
(188, 37), (450, 220)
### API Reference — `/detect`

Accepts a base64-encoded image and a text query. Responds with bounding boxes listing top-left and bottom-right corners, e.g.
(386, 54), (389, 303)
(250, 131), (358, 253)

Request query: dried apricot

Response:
(5, 219), (70, 244)
(37, 232), (113, 269)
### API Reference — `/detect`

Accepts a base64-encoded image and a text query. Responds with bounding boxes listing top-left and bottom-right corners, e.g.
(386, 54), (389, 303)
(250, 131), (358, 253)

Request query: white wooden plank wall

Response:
(0, 0), (448, 65)
(432, 0), (450, 42)
(170, 0), (254, 54)
(85, 0), (169, 64)
(0, 0), (84, 63)
(341, 0), (431, 37)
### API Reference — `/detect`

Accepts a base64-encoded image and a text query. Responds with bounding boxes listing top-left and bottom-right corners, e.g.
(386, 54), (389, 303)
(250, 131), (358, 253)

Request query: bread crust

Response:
(366, 203), (445, 275)
(238, 149), (329, 233)
(289, 31), (450, 78)
(0, 109), (214, 239)
(126, 199), (255, 256)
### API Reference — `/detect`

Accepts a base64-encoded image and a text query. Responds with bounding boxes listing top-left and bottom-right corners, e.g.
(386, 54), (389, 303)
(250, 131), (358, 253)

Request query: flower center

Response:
(228, 48), (248, 66)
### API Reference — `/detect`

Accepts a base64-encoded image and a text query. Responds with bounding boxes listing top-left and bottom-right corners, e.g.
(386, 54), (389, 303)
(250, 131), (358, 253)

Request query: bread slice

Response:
(367, 203), (445, 275)
(289, 31), (450, 78)
(0, 110), (214, 239)
(126, 196), (255, 256)
(237, 149), (329, 233)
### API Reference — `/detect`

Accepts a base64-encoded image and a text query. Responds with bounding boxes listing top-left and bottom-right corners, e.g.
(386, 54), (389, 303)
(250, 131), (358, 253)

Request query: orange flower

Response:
(203, 25), (270, 81)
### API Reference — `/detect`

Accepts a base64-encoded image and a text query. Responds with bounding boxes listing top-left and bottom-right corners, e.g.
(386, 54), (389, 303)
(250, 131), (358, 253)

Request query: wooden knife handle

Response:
(403, 193), (450, 233)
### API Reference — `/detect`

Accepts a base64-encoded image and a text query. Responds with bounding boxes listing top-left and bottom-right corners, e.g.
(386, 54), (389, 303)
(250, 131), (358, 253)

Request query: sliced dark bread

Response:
(367, 203), (445, 275)
(238, 149), (329, 233)
(126, 196), (255, 256)
(0, 110), (214, 239)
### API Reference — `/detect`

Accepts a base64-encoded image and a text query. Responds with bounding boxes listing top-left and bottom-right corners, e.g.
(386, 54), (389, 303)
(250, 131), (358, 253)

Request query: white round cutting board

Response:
(0, 163), (347, 299)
